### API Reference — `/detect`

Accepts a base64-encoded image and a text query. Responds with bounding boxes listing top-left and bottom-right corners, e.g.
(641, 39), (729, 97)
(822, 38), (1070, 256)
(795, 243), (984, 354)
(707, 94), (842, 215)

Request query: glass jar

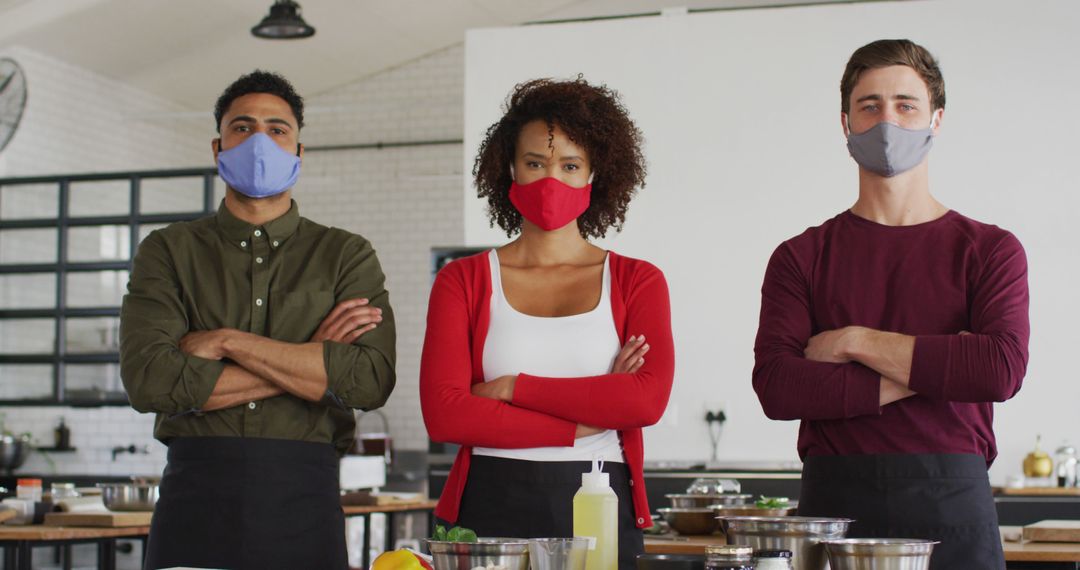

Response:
(15, 478), (42, 502)
(50, 482), (79, 500)
(705, 545), (754, 570)
(753, 550), (793, 570)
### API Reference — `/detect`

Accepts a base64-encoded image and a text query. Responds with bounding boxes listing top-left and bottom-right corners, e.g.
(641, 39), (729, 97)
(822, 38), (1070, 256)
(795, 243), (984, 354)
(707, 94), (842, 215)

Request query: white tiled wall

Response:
(0, 44), (466, 474)
(302, 44), (466, 451)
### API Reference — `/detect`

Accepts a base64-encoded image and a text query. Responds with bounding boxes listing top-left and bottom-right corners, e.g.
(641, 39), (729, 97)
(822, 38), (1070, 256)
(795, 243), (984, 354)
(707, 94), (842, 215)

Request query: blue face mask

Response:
(216, 133), (301, 198)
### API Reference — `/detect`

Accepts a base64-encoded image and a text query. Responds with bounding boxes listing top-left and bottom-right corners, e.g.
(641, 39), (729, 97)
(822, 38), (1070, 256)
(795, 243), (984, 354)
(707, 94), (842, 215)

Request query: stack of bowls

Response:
(718, 516), (852, 570)
(425, 538), (531, 570)
(820, 539), (938, 570)
(657, 488), (753, 535)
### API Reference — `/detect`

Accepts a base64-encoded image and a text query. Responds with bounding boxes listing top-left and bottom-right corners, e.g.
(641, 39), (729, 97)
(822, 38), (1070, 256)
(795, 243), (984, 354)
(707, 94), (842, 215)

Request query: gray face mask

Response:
(846, 116), (936, 177)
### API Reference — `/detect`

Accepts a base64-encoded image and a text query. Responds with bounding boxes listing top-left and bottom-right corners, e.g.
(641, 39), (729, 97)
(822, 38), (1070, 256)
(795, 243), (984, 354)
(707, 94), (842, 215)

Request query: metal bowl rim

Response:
(665, 493), (753, 499)
(658, 507), (717, 514)
(718, 515), (853, 524)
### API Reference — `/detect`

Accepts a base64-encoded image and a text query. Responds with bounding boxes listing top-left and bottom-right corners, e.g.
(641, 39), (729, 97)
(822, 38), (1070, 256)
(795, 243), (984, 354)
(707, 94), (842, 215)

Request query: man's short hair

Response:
(214, 70), (305, 132)
(840, 39), (945, 114)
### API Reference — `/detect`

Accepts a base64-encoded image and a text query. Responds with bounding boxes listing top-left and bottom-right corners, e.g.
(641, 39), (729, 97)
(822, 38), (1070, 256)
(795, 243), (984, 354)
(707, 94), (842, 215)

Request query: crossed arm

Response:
(181, 298), (382, 410)
(120, 230), (395, 416)
(752, 236), (1029, 422)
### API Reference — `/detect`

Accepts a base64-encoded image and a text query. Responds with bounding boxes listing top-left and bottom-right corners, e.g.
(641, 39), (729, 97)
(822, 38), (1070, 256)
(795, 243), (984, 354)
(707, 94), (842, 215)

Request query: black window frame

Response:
(0, 167), (218, 406)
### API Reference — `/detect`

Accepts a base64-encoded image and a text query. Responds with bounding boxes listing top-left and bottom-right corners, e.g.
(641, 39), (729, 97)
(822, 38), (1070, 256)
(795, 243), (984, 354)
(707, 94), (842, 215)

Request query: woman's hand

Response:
(612, 335), (649, 374)
(471, 375), (516, 402)
(575, 424), (604, 438)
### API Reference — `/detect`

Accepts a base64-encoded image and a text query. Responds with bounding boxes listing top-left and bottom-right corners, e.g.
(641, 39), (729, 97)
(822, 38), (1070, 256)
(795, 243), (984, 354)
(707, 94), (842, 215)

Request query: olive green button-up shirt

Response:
(119, 200), (396, 455)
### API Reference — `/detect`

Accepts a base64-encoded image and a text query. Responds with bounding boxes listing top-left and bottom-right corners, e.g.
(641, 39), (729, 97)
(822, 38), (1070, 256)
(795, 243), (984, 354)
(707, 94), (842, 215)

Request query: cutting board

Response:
(43, 511), (152, 528)
(995, 486), (1080, 496)
(1023, 520), (1080, 543)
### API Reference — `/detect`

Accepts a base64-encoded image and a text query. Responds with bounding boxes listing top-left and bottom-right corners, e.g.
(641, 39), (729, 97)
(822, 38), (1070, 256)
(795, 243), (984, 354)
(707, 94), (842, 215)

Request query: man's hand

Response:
(805, 326), (862, 363)
(310, 298), (382, 344)
(471, 375), (516, 402)
(612, 335), (649, 374)
(179, 329), (237, 360)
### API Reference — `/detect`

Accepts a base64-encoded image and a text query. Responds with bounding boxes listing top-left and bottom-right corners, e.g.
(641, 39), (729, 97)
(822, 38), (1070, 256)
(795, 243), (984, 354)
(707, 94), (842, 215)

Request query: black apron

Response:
(144, 436), (347, 570)
(798, 453), (1003, 570)
(440, 455), (644, 570)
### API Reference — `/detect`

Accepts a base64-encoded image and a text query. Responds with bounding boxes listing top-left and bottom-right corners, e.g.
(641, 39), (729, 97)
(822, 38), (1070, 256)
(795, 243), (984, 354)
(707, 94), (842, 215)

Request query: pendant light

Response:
(252, 0), (316, 39)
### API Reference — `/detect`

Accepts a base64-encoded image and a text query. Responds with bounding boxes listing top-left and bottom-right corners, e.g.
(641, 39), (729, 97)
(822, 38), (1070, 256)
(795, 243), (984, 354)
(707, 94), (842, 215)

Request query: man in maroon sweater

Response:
(753, 39), (1028, 569)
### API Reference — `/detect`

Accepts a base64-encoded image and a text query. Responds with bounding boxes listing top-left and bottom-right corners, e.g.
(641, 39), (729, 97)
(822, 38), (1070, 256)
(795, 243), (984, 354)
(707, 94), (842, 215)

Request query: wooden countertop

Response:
(643, 527), (1080, 563)
(342, 499), (439, 515)
(0, 525), (149, 542)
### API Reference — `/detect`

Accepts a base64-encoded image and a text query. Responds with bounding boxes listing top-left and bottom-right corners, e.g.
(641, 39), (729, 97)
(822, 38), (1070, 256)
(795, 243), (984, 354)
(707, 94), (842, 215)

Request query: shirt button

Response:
(628, 479), (634, 487)
(256, 257), (263, 264)
(255, 298), (263, 307)
(272, 240), (280, 247)
(637, 517), (645, 525)
(254, 230), (262, 237)
(240, 241), (247, 248)
(248, 402), (256, 410)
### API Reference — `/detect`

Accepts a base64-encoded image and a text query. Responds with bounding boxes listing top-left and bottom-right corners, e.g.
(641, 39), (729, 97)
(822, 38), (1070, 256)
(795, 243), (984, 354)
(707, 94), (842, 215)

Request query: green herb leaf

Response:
(457, 528), (478, 543)
(755, 496), (789, 509)
(433, 525), (447, 541)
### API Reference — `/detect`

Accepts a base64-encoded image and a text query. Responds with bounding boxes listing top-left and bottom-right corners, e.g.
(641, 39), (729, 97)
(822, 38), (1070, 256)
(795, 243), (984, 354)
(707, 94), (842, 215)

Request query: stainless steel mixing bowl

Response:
(821, 538), (938, 570)
(425, 537), (530, 570)
(719, 516), (852, 570)
(97, 482), (159, 511)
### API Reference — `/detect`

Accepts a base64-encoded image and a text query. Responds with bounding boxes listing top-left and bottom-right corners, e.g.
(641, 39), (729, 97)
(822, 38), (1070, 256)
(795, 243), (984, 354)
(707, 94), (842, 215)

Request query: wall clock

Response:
(0, 58), (28, 153)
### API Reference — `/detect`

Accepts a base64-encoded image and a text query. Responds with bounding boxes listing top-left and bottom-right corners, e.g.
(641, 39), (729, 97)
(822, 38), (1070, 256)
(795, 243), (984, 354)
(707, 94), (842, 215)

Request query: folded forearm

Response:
(223, 332), (328, 402)
(202, 364), (285, 411)
(847, 328), (915, 386)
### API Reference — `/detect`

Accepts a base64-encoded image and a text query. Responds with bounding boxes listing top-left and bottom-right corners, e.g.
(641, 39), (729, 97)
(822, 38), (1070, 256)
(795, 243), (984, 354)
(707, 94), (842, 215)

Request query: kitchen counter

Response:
(643, 527), (1080, 565)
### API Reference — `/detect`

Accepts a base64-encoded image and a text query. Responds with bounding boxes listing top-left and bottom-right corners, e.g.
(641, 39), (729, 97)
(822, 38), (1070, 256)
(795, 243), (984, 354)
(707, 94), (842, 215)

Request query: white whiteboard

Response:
(463, 0), (1080, 484)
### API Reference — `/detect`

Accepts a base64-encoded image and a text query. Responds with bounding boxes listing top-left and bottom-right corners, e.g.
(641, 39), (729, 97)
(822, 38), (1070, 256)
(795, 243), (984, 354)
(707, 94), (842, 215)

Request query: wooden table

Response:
(343, 499), (439, 570)
(0, 524), (149, 570)
(642, 527), (1080, 569)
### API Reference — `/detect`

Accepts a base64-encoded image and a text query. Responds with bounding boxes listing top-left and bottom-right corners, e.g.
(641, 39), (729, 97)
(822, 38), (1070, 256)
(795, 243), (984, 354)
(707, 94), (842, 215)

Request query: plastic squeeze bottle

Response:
(573, 458), (618, 570)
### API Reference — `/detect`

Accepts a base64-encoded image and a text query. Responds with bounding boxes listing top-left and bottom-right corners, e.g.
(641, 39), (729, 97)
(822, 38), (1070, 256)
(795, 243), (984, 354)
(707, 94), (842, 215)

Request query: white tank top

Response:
(474, 249), (625, 463)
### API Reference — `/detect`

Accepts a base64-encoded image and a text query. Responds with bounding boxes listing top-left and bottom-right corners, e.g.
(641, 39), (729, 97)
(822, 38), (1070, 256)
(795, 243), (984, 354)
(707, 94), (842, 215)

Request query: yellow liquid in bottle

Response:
(573, 487), (619, 570)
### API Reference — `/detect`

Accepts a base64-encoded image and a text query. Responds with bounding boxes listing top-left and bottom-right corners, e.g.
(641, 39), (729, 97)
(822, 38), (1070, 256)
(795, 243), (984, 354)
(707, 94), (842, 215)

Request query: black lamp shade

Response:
(252, 0), (316, 39)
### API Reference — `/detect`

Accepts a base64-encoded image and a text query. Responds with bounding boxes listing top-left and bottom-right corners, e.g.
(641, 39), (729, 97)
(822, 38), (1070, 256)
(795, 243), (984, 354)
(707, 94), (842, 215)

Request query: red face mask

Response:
(508, 177), (592, 231)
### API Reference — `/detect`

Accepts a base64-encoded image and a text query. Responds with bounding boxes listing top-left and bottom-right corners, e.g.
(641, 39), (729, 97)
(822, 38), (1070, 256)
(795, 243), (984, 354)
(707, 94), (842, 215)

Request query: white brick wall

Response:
(0, 44), (466, 473)
(302, 44), (466, 451)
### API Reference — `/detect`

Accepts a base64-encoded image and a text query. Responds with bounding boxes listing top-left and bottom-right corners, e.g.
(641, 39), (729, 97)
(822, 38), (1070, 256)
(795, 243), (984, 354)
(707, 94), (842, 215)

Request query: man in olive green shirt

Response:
(120, 70), (394, 570)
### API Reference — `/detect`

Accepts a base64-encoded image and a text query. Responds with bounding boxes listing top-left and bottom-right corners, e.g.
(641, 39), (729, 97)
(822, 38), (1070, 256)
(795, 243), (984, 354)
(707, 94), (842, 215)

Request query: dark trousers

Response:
(440, 455), (644, 570)
(144, 436), (347, 570)
(798, 453), (1004, 570)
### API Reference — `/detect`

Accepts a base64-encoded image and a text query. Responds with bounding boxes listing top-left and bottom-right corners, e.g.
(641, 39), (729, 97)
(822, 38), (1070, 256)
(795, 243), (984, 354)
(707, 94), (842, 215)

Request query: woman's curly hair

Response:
(473, 77), (647, 239)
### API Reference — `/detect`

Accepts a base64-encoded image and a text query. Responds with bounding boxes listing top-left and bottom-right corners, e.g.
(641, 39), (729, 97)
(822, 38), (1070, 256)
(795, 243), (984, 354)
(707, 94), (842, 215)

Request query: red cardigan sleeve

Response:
(511, 258), (674, 430)
(419, 260), (578, 448)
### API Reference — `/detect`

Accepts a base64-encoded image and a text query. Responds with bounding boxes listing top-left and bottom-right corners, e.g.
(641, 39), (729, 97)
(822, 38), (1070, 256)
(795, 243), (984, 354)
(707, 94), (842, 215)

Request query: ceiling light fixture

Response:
(251, 0), (316, 40)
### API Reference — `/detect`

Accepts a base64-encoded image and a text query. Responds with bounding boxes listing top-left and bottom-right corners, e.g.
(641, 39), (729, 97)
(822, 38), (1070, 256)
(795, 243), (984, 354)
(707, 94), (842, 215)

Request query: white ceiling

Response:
(0, 0), (851, 110)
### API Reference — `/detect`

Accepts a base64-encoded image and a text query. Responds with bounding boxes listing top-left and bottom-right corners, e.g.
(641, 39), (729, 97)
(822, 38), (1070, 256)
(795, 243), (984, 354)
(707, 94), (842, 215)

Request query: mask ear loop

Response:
(587, 170), (595, 185)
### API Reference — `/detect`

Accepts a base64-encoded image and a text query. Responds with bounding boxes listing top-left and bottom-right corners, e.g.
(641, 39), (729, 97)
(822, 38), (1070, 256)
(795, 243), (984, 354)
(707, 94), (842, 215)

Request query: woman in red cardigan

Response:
(419, 78), (674, 570)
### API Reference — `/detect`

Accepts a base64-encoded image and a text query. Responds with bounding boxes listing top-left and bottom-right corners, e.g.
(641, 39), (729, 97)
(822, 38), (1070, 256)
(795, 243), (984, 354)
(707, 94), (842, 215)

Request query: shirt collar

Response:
(216, 199), (301, 249)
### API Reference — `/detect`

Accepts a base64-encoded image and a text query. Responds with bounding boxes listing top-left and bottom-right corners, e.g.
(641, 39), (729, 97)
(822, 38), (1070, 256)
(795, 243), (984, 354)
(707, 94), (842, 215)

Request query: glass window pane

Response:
(69, 180), (130, 217)
(0, 365), (53, 400)
(137, 223), (169, 245)
(0, 274), (56, 309)
(65, 317), (120, 353)
(67, 225), (130, 262)
(0, 183), (59, 220)
(65, 364), (123, 397)
(0, 228), (58, 264)
(141, 177), (205, 214)
(66, 271), (128, 307)
(0, 319), (55, 354)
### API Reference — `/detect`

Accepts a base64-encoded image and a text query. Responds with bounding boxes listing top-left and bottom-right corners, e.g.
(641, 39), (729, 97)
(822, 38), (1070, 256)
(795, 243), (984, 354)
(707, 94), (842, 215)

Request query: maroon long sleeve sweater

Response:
(753, 210), (1029, 465)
